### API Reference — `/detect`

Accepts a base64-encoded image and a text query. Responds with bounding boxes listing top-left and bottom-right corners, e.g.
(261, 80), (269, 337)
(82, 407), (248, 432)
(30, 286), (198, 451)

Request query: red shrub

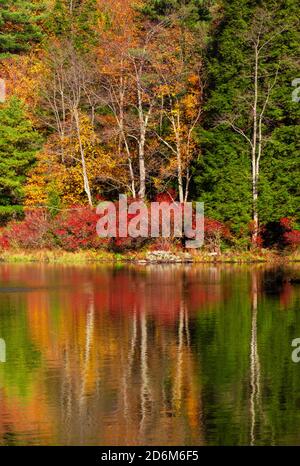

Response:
(283, 229), (300, 249)
(203, 218), (231, 253)
(204, 218), (230, 239)
(3, 209), (52, 249)
(261, 217), (300, 250)
(148, 238), (176, 252)
(154, 189), (177, 204)
(107, 198), (149, 252)
(280, 217), (293, 230)
(53, 206), (105, 251)
(0, 231), (9, 250)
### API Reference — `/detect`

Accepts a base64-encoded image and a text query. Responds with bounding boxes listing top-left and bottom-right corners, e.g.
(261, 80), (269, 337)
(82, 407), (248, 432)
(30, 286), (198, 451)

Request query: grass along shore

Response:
(0, 248), (299, 264)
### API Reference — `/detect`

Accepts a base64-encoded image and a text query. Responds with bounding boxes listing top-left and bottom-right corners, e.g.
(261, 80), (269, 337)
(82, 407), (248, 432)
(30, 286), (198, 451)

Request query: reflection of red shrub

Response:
(2, 210), (52, 249)
(53, 206), (105, 251)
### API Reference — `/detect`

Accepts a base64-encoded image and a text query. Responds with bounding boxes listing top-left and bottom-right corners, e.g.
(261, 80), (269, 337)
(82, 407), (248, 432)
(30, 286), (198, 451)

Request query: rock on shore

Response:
(138, 250), (193, 264)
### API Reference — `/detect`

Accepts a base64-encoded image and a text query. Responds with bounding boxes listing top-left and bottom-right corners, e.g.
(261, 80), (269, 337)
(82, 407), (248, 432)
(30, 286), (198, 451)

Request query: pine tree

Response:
(0, 97), (42, 206)
(0, 0), (45, 56)
(141, 0), (212, 25)
(48, 0), (98, 51)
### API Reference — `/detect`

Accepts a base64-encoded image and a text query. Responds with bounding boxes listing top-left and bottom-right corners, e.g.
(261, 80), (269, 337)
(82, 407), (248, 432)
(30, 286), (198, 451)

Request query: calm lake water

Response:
(0, 263), (300, 446)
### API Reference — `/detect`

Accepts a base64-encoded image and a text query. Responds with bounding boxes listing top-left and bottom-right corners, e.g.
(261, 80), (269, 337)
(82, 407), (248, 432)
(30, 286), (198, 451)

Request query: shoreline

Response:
(0, 249), (299, 265)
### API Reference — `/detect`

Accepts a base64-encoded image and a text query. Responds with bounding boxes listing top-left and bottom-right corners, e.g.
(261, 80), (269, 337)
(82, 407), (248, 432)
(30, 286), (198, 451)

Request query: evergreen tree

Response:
(141, 0), (212, 25)
(0, 97), (42, 206)
(0, 0), (45, 56)
(194, 0), (300, 237)
(48, 0), (98, 50)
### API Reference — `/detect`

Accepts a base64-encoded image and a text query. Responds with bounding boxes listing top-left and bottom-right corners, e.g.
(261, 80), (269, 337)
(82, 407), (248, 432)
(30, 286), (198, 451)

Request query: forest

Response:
(0, 0), (299, 257)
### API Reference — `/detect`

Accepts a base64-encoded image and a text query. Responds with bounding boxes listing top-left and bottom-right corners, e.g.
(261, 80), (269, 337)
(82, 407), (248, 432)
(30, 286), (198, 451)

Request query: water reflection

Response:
(250, 272), (260, 446)
(0, 263), (299, 445)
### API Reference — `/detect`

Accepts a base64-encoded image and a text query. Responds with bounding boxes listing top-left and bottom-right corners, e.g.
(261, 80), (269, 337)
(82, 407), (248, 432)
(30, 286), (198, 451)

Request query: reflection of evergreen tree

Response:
(0, 303), (41, 399)
(195, 268), (300, 445)
(195, 270), (252, 445)
(258, 284), (300, 445)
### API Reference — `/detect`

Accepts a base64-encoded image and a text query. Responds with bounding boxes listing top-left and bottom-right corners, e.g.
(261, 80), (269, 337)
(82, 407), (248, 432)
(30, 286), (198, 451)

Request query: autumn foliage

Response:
(0, 210), (52, 250)
(0, 1), (298, 255)
(0, 207), (105, 251)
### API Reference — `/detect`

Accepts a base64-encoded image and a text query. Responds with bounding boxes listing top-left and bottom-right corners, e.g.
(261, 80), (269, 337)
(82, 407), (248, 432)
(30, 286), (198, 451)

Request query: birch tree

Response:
(43, 43), (97, 206)
(97, 0), (161, 199)
(223, 8), (287, 243)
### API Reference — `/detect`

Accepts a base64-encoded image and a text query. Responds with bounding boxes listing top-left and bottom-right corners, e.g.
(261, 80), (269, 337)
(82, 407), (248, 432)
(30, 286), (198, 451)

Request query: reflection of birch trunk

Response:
(250, 273), (261, 446)
(61, 343), (72, 443)
(79, 298), (95, 415)
(140, 308), (151, 434)
(173, 301), (185, 412)
(122, 309), (137, 420)
(184, 303), (191, 348)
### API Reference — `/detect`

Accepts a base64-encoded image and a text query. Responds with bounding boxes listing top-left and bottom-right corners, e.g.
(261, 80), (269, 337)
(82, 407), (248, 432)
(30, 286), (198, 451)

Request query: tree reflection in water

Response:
(0, 263), (299, 445)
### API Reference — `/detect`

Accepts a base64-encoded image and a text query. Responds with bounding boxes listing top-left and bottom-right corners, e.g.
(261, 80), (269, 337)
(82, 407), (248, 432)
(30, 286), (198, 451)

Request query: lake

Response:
(0, 263), (299, 446)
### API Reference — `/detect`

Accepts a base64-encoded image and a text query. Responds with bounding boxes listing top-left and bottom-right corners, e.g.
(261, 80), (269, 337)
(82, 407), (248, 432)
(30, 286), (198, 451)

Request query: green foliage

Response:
(0, 0), (298, 248)
(194, 127), (252, 235)
(48, 0), (99, 50)
(259, 126), (300, 223)
(195, 269), (300, 445)
(194, 0), (300, 234)
(0, 306), (41, 400)
(0, 0), (46, 56)
(0, 205), (24, 226)
(141, 0), (212, 25)
(195, 273), (252, 444)
(0, 97), (42, 207)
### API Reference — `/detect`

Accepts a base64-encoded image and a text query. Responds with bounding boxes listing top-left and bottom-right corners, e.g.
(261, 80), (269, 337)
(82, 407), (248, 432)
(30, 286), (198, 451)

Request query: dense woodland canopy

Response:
(0, 0), (299, 250)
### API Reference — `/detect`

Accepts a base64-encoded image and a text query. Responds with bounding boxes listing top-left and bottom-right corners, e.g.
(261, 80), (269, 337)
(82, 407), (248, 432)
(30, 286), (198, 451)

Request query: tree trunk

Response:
(74, 108), (93, 207)
(251, 45), (259, 244)
(177, 146), (184, 204)
(172, 115), (184, 203)
(137, 83), (147, 199)
(119, 80), (136, 198)
(138, 136), (146, 199)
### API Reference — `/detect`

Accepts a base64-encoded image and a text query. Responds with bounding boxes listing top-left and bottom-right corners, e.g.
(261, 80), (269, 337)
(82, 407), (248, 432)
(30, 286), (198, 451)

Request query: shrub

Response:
(204, 218), (231, 253)
(53, 206), (105, 251)
(2, 209), (52, 249)
(107, 197), (150, 252)
(283, 229), (300, 249)
(0, 205), (24, 226)
(262, 217), (300, 250)
(0, 231), (9, 249)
